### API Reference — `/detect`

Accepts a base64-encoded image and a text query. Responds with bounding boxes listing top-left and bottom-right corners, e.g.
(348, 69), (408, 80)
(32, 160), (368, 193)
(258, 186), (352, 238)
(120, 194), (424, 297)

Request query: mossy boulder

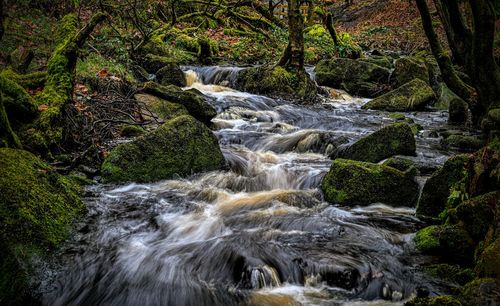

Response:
(338, 123), (416, 163)
(416, 155), (469, 221)
(415, 225), (475, 264)
(134, 93), (189, 121)
(441, 135), (484, 153)
(156, 64), (186, 87)
(393, 57), (429, 87)
(118, 124), (146, 137)
(404, 296), (462, 306)
(455, 191), (499, 241)
(315, 58), (390, 97)
(235, 66), (317, 102)
(359, 56), (393, 69)
(142, 82), (216, 125)
(383, 157), (417, 173)
(481, 108), (500, 132)
(362, 79), (436, 112)
(0, 148), (84, 304)
(321, 159), (419, 207)
(424, 264), (475, 286)
(461, 278), (500, 306)
(475, 237), (500, 279)
(449, 98), (469, 125)
(101, 115), (225, 183)
(140, 54), (178, 74)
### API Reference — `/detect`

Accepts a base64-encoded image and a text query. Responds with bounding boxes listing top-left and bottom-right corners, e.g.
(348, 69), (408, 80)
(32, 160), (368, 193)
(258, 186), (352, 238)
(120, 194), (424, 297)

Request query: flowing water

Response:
(42, 66), (458, 305)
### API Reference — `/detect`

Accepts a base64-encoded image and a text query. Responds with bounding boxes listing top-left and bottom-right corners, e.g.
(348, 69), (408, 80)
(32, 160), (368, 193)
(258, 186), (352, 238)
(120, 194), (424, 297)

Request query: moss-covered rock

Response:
(338, 123), (416, 163)
(456, 191), (499, 241)
(236, 66), (317, 102)
(404, 296), (462, 306)
(424, 264), (475, 286)
(0, 72), (37, 125)
(475, 237), (500, 279)
(141, 82), (216, 125)
(481, 108), (500, 132)
(441, 135), (484, 153)
(101, 115), (225, 183)
(0, 148), (84, 304)
(315, 58), (390, 97)
(134, 93), (189, 121)
(321, 159), (419, 207)
(461, 278), (500, 306)
(359, 56), (393, 69)
(415, 225), (441, 254)
(449, 99), (469, 125)
(383, 157), (417, 173)
(118, 124), (146, 137)
(362, 79), (435, 112)
(156, 64), (186, 87)
(139, 54), (176, 74)
(416, 155), (469, 221)
(393, 57), (429, 87)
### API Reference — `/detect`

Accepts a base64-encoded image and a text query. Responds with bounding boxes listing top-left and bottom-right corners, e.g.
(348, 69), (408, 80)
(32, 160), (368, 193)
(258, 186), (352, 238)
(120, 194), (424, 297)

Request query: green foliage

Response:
(77, 52), (133, 82)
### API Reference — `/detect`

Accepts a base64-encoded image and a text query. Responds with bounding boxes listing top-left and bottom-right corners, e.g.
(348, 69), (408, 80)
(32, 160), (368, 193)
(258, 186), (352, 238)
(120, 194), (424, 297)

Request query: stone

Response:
(393, 57), (429, 87)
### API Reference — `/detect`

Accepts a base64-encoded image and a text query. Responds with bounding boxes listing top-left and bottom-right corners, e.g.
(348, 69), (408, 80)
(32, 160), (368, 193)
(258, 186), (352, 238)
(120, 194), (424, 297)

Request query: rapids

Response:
(41, 66), (459, 305)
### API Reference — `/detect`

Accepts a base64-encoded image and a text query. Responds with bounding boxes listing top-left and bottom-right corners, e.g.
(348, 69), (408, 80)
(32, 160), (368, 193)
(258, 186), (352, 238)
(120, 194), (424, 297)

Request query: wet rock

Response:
(134, 93), (189, 121)
(416, 154), (469, 221)
(424, 264), (475, 286)
(156, 63), (186, 87)
(441, 135), (484, 153)
(404, 296), (462, 306)
(101, 115), (225, 183)
(448, 98), (469, 125)
(337, 123), (416, 163)
(382, 157), (417, 173)
(321, 158), (419, 207)
(0, 148), (84, 303)
(475, 237), (500, 279)
(362, 79), (435, 112)
(456, 191), (498, 241)
(393, 57), (429, 87)
(139, 53), (178, 74)
(360, 55), (393, 69)
(433, 84), (462, 112)
(481, 108), (500, 132)
(141, 82), (216, 125)
(315, 58), (390, 97)
(461, 278), (500, 306)
(235, 66), (317, 102)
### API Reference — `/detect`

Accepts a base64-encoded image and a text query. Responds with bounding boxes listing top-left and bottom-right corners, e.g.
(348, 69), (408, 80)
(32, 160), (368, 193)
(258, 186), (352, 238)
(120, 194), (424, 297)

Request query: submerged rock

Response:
(321, 159), (419, 207)
(338, 123), (416, 163)
(362, 79), (435, 112)
(142, 82), (216, 124)
(393, 57), (429, 87)
(315, 58), (390, 97)
(416, 154), (469, 221)
(0, 148), (84, 304)
(101, 115), (225, 183)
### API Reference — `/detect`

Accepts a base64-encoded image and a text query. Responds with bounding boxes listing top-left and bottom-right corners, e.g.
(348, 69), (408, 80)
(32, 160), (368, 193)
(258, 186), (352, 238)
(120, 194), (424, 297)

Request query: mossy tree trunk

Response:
(278, 0), (305, 71)
(0, 94), (21, 149)
(325, 13), (339, 46)
(415, 0), (476, 115)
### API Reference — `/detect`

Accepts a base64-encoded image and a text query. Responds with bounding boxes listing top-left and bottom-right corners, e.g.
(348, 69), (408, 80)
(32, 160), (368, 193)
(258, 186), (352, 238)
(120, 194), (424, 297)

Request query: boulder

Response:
(393, 57), (429, 87)
(338, 123), (416, 163)
(475, 237), (500, 279)
(455, 191), (499, 241)
(433, 84), (462, 110)
(481, 108), (500, 132)
(156, 64), (186, 87)
(461, 278), (500, 306)
(140, 54), (177, 74)
(101, 115), (225, 183)
(416, 154), (469, 221)
(134, 93), (189, 121)
(362, 79), (436, 112)
(0, 148), (84, 303)
(382, 157), (417, 173)
(315, 58), (390, 97)
(235, 66), (317, 102)
(449, 98), (469, 125)
(359, 56), (393, 69)
(441, 135), (484, 153)
(321, 159), (419, 207)
(142, 82), (216, 125)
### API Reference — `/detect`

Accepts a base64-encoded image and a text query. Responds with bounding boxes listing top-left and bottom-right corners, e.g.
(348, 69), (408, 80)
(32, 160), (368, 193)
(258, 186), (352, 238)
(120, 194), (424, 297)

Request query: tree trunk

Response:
(468, 0), (500, 113)
(415, 0), (476, 107)
(325, 13), (339, 46)
(278, 0), (304, 71)
(0, 94), (21, 149)
(0, 0), (4, 41)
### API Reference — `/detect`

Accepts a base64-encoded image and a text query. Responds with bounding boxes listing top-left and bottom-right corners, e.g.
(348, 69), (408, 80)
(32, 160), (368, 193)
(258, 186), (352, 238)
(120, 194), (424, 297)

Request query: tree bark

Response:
(415, 0), (476, 107)
(278, 0), (304, 70)
(325, 13), (339, 46)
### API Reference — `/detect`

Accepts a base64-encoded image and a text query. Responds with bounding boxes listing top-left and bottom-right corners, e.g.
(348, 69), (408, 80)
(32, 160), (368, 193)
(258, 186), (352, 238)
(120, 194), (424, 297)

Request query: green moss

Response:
(441, 135), (484, 153)
(175, 34), (199, 53)
(315, 58), (390, 97)
(424, 264), (475, 286)
(0, 68), (46, 90)
(389, 113), (406, 120)
(0, 94), (21, 148)
(416, 154), (470, 221)
(456, 191), (499, 241)
(321, 158), (419, 206)
(404, 296), (462, 306)
(461, 278), (500, 306)
(101, 115), (225, 183)
(383, 157), (416, 173)
(142, 82), (215, 124)
(0, 72), (37, 124)
(134, 93), (189, 121)
(236, 66), (317, 102)
(0, 148), (84, 303)
(415, 225), (441, 253)
(393, 57), (429, 87)
(362, 79), (436, 112)
(340, 122), (416, 163)
(118, 124), (146, 137)
(475, 237), (500, 278)
(77, 52), (133, 82)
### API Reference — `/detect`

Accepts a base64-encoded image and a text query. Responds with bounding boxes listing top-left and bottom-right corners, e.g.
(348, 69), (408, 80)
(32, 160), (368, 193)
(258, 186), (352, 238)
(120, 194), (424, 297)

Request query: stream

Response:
(42, 66), (458, 306)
